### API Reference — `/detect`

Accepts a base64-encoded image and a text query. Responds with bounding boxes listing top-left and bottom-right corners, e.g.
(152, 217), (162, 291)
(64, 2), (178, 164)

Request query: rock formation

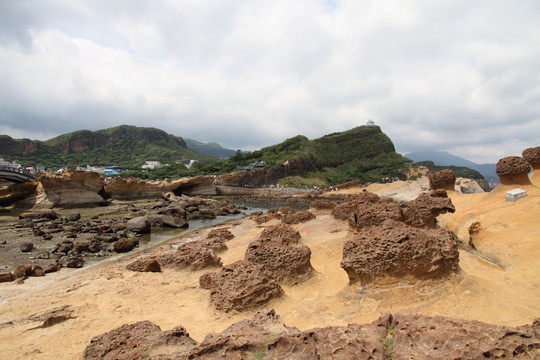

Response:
(83, 310), (540, 359)
(522, 146), (540, 170)
(428, 169), (456, 191)
(82, 321), (198, 360)
(310, 198), (337, 210)
(126, 258), (162, 272)
(331, 191), (382, 221)
(199, 260), (283, 312)
(403, 190), (455, 229)
(348, 199), (403, 233)
(455, 177), (487, 193)
(496, 156), (532, 185)
(245, 224), (314, 284)
(281, 209), (316, 224)
(341, 219), (459, 285)
(153, 240), (222, 271)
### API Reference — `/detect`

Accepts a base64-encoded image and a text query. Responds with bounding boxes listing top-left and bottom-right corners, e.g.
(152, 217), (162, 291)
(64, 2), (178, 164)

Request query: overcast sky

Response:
(0, 0), (539, 164)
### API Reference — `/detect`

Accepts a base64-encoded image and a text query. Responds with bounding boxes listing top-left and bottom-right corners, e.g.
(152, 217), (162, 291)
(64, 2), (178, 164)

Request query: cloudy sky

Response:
(1, 0), (539, 164)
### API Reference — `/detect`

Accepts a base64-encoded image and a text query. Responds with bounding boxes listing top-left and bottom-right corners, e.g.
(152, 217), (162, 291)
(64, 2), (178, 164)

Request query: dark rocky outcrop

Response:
(403, 190), (455, 229)
(113, 238), (135, 253)
(428, 169), (456, 191)
(0, 271), (15, 283)
(310, 198), (337, 210)
(281, 210), (316, 224)
(245, 224), (314, 284)
(341, 219), (459, 285)
(496, 156), (532, 185)
(199, 260), (283, 312)
(126, 216), (151, 234)
(523, 146), (540, 170)
(82, 320), (198, 360)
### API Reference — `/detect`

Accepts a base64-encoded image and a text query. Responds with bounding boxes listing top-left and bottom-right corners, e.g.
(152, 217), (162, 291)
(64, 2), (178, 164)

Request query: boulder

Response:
(113, 238), (135, 253)
(455, 177), (486, 194)
(30, 265), (45, 277)
(403, 190), (455, 229)
(348, 200), (403, 233)
(126, 216), (151, 234)
(82, 320), (198, 360)
(245, 224), (314, 284)
(19, 209), (59, 220)
(251, 209), (281, 224)
(13, 264), (33, 278)
(154, 241), (222, 271)
(63, 254), (84, 268)
(392, 313), (540, 359)
(20, 242), (34, 252)
(145, 214), (188, 229)
(199, 260), (283, 312)
(331, 191), (382, 220)
(281, 210), (316, 224)
(0, 271), (14, 283)
(65, 212), (81, 222)
(73, 240), (90, 253)
(523, 146), (540, 169)
(310, 198), (337, 210)
(496, 156), (532, 185)
(428, 169), (456, 191)
(341, 219), (459, 285)
(206, 228), (234, 241)
(126, 258), (161, 272)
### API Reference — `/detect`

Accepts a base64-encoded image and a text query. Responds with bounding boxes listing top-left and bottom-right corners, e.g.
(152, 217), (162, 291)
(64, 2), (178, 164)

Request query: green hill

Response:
(196, 125), (408, 186)
(0, 125), (217, 169)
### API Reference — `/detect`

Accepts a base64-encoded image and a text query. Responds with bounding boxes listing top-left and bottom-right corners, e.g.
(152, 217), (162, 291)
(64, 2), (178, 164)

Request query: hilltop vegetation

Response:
(148, 125), (408, 186)
(0, 126), (217, 169)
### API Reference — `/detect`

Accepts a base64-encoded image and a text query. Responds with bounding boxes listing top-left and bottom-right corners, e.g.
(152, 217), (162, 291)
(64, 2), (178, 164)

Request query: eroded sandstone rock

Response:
(496, 156), (532, 185)
(348, 200), (403, 233)
(341, 219), (459, 285)
(523, 146), (540, 170)
(331, 191), (381, 221)
(126, 258), (161, 272)
(199, 260), (283, 312)
(403, 190), (455, 229)
(245, 224), (314, 284)
(154, 240), (222, 271)
(428, 169), (456, 191)
(281, 210), (316, 224)
(310, 198), (337, 210)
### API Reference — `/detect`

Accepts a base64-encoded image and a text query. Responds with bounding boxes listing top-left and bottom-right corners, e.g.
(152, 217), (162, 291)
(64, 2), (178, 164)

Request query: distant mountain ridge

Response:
(0, 125), (217, 169)
(184, 139), (236, 159)
(405, 150), (497, 182)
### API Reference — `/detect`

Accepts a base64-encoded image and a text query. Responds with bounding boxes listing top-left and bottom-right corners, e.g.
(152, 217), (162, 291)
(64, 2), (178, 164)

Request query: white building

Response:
(142, 161), (162, 170)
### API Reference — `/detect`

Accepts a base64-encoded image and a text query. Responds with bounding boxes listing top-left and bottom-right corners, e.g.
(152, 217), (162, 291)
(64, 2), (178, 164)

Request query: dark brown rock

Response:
(348, 199), (403, 233)
(113, 238), (135, 253)
(428, 169), (456, 191)
(73, 240), (90, 253)
(82, 320), (198, 360)
(13, 264), (33, 278)
(63, 254), (84, 268)
(252, 209), (282, 224)
(341, 219), (459, 285)
(0, 271), (14, 283)
(44, 263), (62, 273)
(200, 260), (283, 312)
(523, 146), (540, 169)
(310, 198), (337, 210)
(155, 241), (222, 271)
(30, 265), (45, 277)
(54, 240), (74, 254)
(403, 190), (455, 229)
(246, 224), (314, 284)
(282, 210), (316, 224)
(392, 313), (540, 359)
(126, 258), (161, 272)
(496, 156), (532, 185)
(96, 224), (112, 234)
(200, 237), (228, 253)
(65, 212), (81, 222)
(331, 191), (382, 220)
(18, 209), (59, 220)
(114, 222), (126, 232)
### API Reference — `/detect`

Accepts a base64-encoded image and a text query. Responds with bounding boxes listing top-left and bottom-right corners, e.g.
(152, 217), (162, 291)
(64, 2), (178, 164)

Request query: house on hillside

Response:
(142, 161), (162, 170)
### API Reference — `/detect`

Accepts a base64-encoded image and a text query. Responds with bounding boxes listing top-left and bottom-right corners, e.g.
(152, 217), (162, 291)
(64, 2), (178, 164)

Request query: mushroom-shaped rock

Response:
(199, 260), (283, 312)
(331, 191), (381, 220)
(341, 219), (459, 285)
(82, 320), (198, 360)
(522, 146), (540, 170)
(154, 240), (222, 271)
(245, 224), (314, 284)
(428, 169), (456, 191)
(496, 156), (532, 185)
(403, 190), (455, 229)
(348, 199), (403, 233)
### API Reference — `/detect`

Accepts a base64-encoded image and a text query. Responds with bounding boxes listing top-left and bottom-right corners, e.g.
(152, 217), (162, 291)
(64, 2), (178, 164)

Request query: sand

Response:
(0, 173), (539, 360)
